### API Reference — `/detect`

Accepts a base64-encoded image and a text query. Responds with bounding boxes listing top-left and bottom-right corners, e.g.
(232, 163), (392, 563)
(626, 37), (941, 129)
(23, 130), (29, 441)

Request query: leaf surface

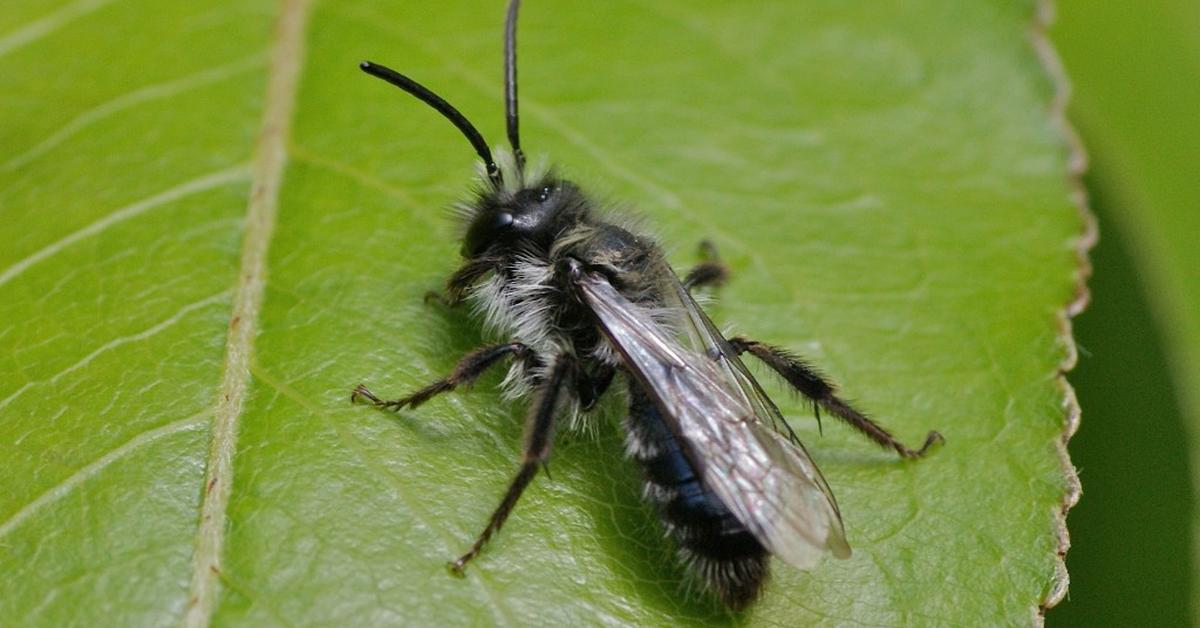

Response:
(0, 0), (1085, 625)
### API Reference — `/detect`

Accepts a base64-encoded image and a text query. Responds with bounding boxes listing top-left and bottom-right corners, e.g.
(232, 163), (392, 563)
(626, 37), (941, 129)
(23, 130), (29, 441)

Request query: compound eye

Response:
(536, 185), (553, 203)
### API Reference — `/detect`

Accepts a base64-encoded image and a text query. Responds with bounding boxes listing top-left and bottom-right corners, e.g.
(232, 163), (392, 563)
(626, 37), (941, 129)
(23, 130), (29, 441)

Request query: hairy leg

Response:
(351, 342), (537, 410)
(423, 257), (503, 307)
(683, 240), (730, 291)
(449, 356), (574, 573)
(729, 336), (942, 458)
(576, 363), (615, 411)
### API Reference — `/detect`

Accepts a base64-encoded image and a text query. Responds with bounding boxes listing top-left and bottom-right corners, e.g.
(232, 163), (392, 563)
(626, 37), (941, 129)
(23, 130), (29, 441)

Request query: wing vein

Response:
(575, 269), (850, 570)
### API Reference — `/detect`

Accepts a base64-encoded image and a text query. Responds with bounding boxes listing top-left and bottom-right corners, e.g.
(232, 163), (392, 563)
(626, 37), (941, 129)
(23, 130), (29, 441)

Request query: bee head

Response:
(362, 0), (565, 259)
(462, 176), (586, 258)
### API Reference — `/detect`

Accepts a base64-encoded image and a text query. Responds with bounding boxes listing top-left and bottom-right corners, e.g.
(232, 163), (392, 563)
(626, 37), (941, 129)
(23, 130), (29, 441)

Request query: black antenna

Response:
(504, 0), (524, 173)
(360, 61), (502, 188)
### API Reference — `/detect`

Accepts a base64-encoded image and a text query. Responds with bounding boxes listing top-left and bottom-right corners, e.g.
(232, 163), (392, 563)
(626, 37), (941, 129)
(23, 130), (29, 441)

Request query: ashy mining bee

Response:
(350, 0), (943, 610)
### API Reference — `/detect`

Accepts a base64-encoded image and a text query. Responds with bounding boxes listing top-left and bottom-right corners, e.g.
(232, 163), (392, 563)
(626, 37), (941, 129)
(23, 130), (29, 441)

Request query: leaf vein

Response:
(0, 0), (117, 60)
(0, 166), (251, 289)
(0, 290), (232, 413)
(3, 52), (268, 172)
(183, 1), (312, 625)
(0, 413), (209, 539)
(289, 143), (423, 209)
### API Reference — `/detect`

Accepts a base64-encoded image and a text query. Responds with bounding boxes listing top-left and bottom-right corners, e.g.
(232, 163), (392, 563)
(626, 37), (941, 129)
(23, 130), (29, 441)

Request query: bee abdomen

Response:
(626, 385), (769, 610)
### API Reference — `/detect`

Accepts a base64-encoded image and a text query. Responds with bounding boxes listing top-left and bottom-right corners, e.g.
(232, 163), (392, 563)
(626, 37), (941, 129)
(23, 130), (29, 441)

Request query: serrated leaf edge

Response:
(1029, 0), (1097, 623)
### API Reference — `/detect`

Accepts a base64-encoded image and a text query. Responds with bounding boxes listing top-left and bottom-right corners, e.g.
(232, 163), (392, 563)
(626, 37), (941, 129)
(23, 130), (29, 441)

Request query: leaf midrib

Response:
(182, 1), (312, 625)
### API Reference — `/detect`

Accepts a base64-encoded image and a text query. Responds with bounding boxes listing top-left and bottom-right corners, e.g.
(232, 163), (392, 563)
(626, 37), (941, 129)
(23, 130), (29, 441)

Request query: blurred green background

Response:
(1052, 0), (1200, 625)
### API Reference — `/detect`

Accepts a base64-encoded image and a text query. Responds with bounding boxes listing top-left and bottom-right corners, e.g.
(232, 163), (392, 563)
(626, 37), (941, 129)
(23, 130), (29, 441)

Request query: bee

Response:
(351, 0), (943, 610)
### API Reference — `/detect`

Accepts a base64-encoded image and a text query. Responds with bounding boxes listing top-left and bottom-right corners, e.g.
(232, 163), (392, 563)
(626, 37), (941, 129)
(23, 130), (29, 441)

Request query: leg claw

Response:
(901, 431), (945, 459)
(447, 559), (468, 577)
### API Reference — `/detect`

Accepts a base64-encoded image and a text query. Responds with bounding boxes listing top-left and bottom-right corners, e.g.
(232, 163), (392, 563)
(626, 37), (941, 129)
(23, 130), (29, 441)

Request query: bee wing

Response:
(574, 269), (851, 570)
(664, 274), (809, 447)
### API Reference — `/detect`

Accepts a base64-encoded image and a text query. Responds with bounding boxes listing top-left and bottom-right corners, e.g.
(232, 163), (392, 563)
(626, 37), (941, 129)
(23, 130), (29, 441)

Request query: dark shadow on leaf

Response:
(554, 395), (738, 625)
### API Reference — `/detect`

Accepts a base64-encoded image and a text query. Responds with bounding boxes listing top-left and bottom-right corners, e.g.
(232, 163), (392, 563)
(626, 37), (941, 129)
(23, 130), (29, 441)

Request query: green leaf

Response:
(0, 0), (1085, 625)
(1051, 0), (1200, 624)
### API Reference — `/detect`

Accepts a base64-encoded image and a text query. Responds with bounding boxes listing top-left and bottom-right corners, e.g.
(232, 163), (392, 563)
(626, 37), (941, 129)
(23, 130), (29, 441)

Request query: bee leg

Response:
(351, 342), (537, 410)
(682, 239), (730, 291)
(449, 356), (573, 574)
(728, 337), (944, 458)
(422, 290), (452, 307)
(438, 257), (502, 306)
(576, 363), (615, 411)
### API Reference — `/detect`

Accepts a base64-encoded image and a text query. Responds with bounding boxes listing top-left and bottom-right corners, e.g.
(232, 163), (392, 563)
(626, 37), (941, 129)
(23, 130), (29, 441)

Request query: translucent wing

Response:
(575, 269), (851, 570)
